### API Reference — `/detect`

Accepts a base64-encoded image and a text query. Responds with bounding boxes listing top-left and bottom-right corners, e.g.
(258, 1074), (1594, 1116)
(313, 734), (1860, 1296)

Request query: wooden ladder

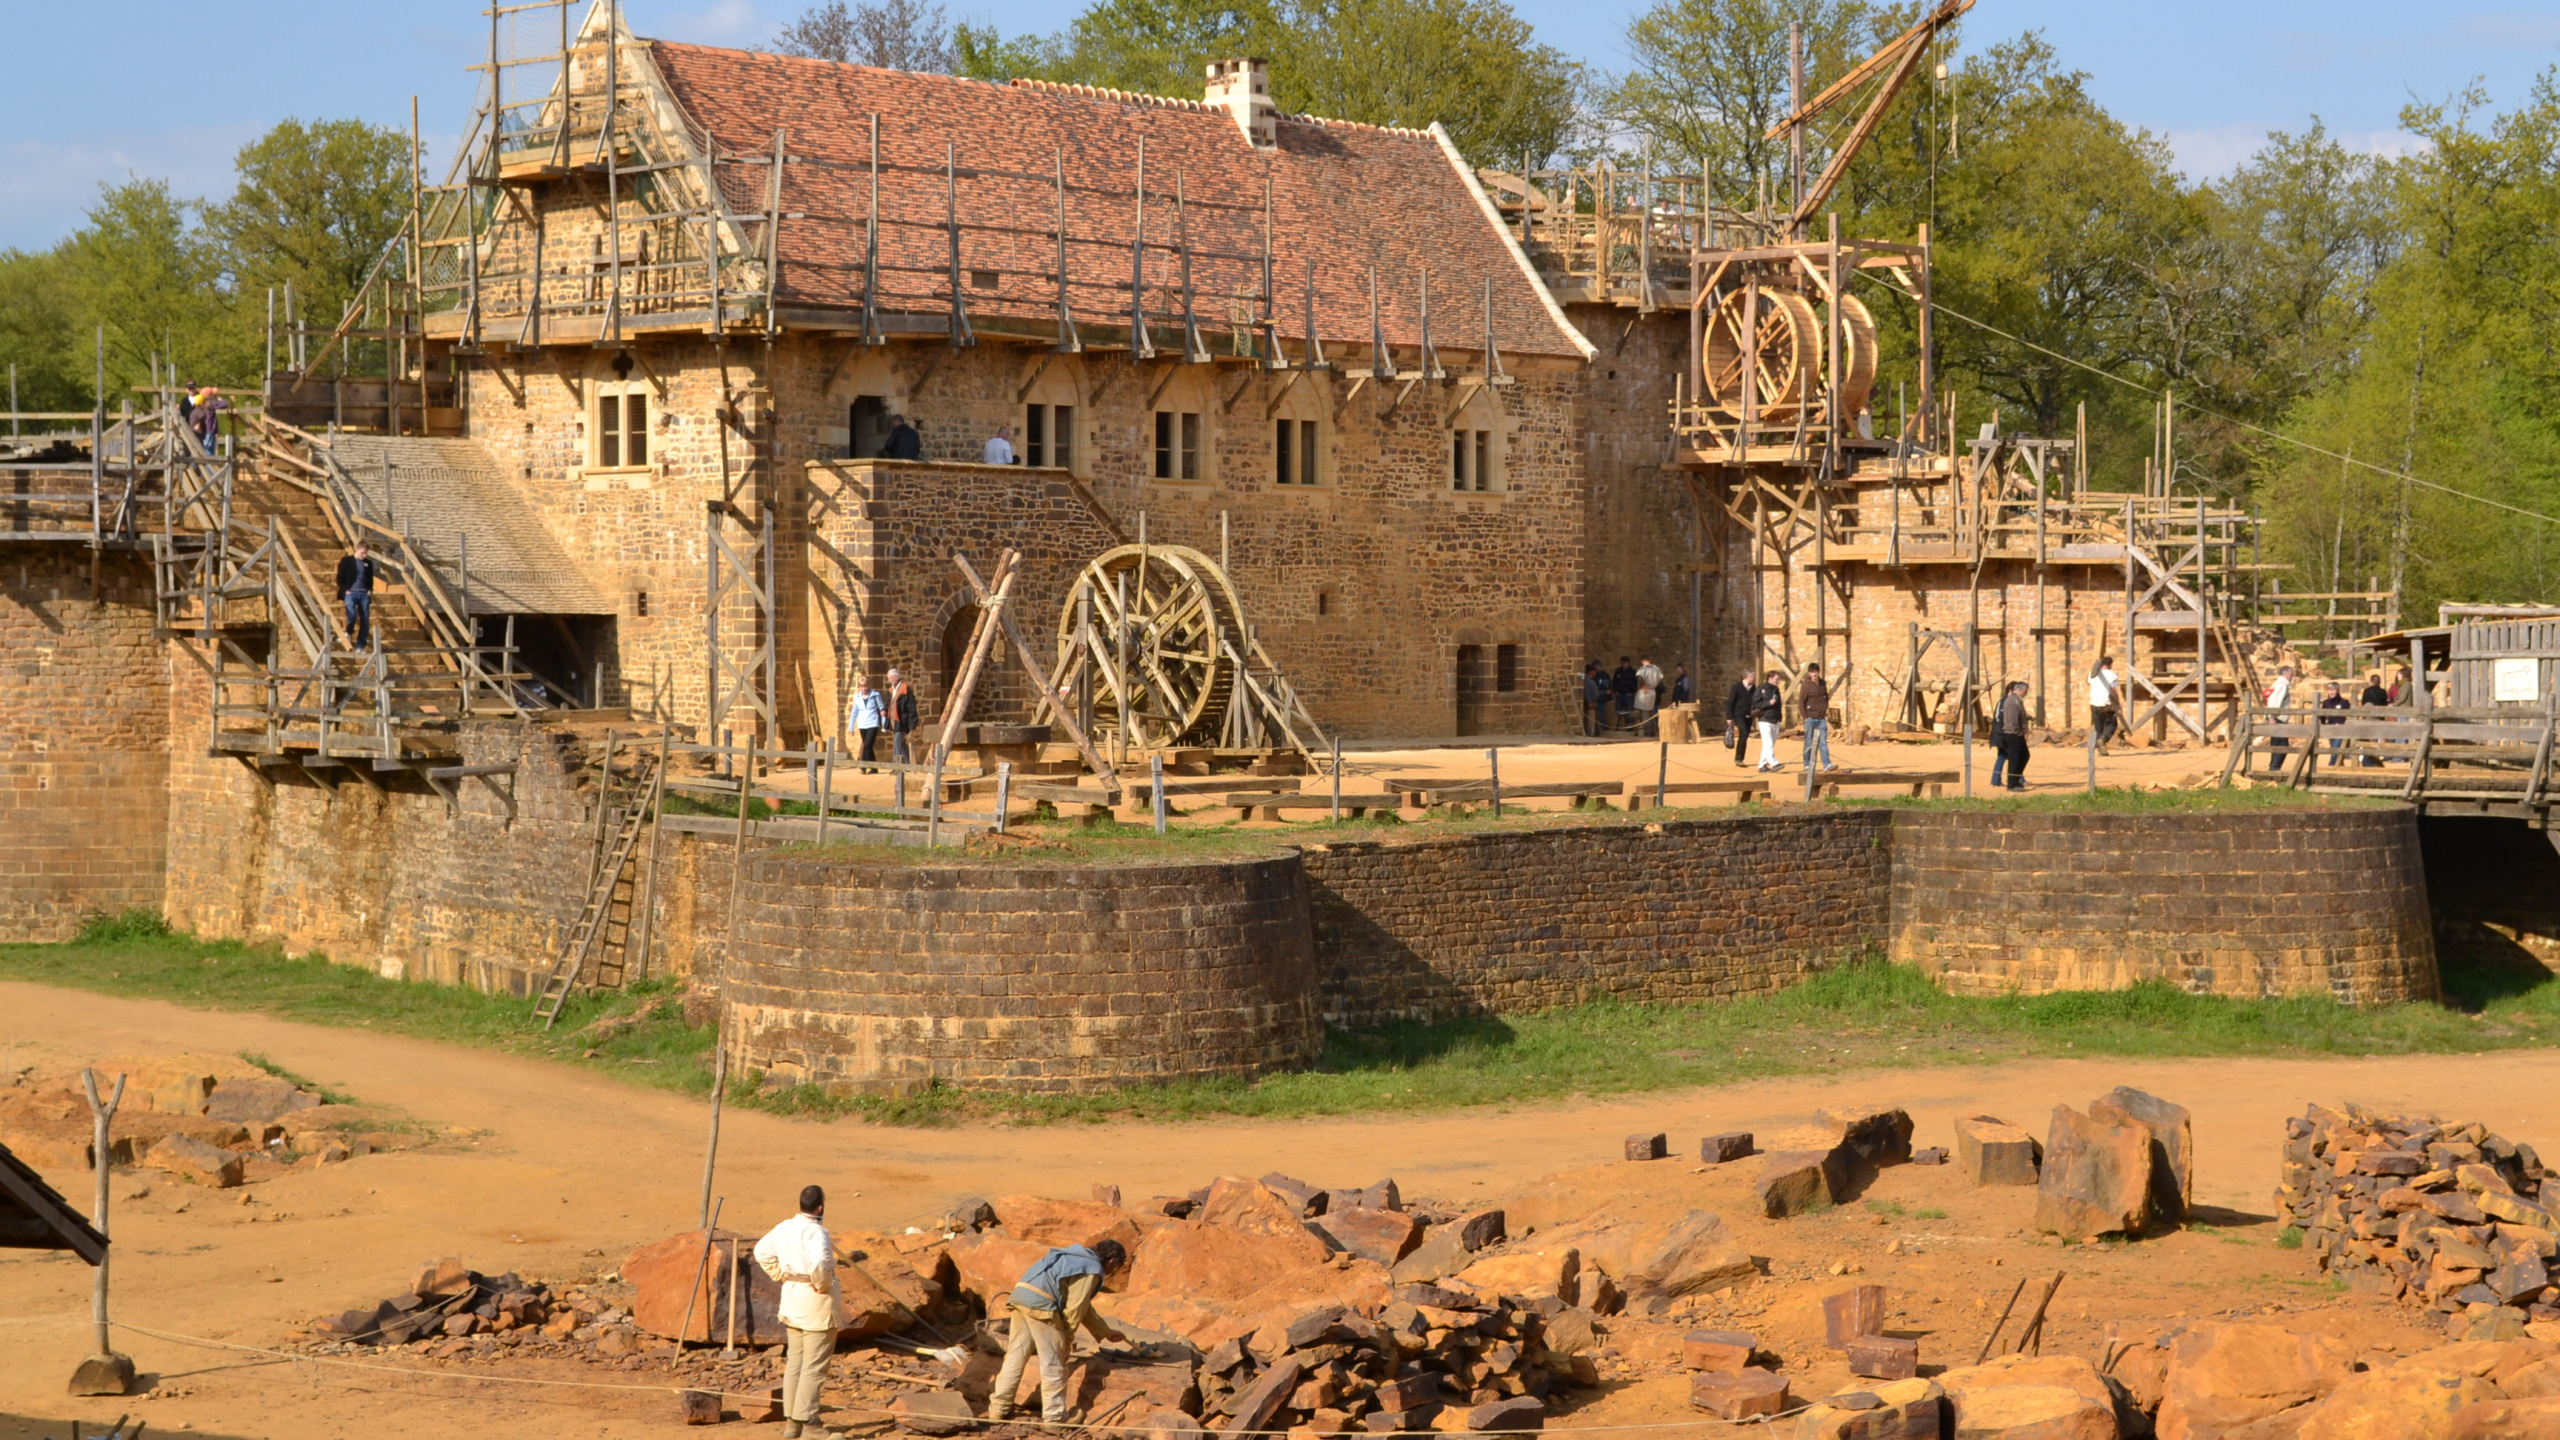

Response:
(532, 744), (663, 1029)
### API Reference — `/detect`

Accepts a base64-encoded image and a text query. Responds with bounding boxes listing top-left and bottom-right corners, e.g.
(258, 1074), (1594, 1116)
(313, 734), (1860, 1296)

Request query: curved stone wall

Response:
(723, 851), (1321, 1094)
(1888, 808), (2437, 1003)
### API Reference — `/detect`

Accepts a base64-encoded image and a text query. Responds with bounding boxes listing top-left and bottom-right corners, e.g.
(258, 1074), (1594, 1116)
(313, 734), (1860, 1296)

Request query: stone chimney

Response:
(1204, 58), (1275, 148)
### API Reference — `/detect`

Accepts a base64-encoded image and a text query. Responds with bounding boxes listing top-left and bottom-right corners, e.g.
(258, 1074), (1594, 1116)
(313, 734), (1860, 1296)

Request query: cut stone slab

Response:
(1795, 1378), (1943, 1440)
(1221, 1358), (1306, 1437)
(1625, 1132), (1668, 1161)
(890, 1391), (983, 1435)
(2090, 1085), (2194, 1224)
(1464, 1396), (1544, 1431)
(145, 1133), (244, 1189)
(2154, 1321), (2356, 1440)
(1701, 1132), (1754, 1164)
(1689, 1369), (1789, 1420)
(1259, 1173), (1328, 1217)
(1314, 1205), (1422, 1267)
(2451, 1397), (2560, 1439)
(67, 1352), (135, 1397)
(1820, 1105), (1916, 1168)
(1845, 1335), (1919, 1380)
(679, 1388), (722, 1425)
(2032, 1104), (2154, 1240)
(1823, 1286), (1888, 1348)
(203, 1074), (321, 1124)
(1756, 1150), (1843, 1218)
(1945, 1384), (2115, 1439)
(1682, 1329), (1756, 1372)
(1954, 1115), (2042, 1187)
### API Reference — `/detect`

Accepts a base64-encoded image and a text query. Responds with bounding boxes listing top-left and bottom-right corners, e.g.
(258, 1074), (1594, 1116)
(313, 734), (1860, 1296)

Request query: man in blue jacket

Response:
(987, 1240), (1132, 1424)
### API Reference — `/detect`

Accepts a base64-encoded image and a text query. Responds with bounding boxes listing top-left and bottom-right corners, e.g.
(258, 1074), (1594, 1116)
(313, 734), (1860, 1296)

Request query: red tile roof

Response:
(646, 43), (1589, 358)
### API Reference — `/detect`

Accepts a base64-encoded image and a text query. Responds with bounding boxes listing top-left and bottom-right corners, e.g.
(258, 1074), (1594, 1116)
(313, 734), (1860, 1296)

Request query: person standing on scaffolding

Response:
(336, 540), (376, 650)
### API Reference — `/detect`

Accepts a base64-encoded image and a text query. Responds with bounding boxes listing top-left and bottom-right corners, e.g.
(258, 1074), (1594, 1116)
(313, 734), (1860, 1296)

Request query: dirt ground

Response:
(5, 983), (2552, 1438)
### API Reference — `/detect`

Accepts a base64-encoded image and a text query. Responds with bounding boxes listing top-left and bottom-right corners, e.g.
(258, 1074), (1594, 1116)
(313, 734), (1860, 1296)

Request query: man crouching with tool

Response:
(986, 1239), (1133, 1425)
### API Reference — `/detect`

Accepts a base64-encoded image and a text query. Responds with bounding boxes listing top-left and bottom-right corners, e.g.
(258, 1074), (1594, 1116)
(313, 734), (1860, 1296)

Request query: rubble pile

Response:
(302, 1258), (664, 1360)
(2277, 1103), (2560, 1336)
(2, 1054), (406, 1186)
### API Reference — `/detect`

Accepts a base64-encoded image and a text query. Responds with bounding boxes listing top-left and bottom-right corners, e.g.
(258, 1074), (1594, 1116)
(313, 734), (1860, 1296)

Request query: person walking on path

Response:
(1750, 671), (1785, 771)
(2087, 656), (2123, 752)
(848, 676), (886, 770)
(1610, 657), (1639, 731)
(1797, 662), (1836, 773)
(1634, 656), (1663, 736)
(2318, 679), (2350, 766)
(887, 668), (919, 764)
(2263, 665), (2297, 770)
(1990, 680), (2031, 791)
(1726, 669), (1756, 765)
(334, 541), (376, 650)
(986, 1240), (1132, 1425)
(752, 1185), (845, 1440)
(885, 413), (922, 460)
(1583, 662), (1609, 737)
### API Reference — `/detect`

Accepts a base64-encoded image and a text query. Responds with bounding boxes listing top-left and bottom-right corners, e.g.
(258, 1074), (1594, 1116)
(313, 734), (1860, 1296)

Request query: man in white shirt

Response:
(982, 426), (1017, 465)
(1634, 657), (1663, 736)
(2263, 665), (2296, 771)
(2087, 656), (2123, 752)
(753, 1185), (845, 1439)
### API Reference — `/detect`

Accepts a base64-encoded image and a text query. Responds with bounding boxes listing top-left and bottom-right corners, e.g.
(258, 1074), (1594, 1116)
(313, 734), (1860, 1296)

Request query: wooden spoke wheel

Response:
(1702, 288), (1819, 421)
(1057, 544), (1247, 749)
(1838, 292), (1880, 421)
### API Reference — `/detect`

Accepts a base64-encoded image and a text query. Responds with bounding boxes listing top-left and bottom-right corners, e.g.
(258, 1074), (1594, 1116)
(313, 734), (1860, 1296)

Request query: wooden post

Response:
(1658, 740), (1670, 813)
(2086, 724), (2097, 795)
(815, 737), (836, 845)
(995, 761), (1011, 834)
(1488, 747), (1502, 819)
(697, 1047), (726, 1230)
(1151, 753), (1167, 836)
(1330, 736), (1342, 822)
(723, 1238), (741, 1359)
(630, 728), (670, 980)
(729, 731), (756, 915)
(927, 746), (945, 846)
(81, 1068), (128, 1369)
(1961, 632), (1976, 798)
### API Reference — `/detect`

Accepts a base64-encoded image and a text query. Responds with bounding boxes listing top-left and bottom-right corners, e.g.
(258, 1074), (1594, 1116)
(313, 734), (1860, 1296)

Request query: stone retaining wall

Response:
(1300, 811), (1894, 1028)
(1887, 807), (2438, 1003)
(721, 853), (1319, 1094)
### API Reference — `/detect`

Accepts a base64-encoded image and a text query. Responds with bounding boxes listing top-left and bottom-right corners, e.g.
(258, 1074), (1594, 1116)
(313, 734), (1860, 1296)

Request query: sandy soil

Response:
(7, 982), (2545, 1438)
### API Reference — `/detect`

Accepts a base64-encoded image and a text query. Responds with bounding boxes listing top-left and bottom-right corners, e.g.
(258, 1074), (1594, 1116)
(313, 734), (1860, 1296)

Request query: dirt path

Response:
(6, 982), (2553, 1437)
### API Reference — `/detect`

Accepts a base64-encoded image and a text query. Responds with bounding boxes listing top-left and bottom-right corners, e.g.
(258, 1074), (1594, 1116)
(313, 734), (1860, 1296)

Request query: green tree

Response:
(55, 177), (249, 400)
(0, 248), (86, 411)
(1608, 0), (1878, 196)
(200, 117), (411, 348)
(1258, 0), (1584, 164)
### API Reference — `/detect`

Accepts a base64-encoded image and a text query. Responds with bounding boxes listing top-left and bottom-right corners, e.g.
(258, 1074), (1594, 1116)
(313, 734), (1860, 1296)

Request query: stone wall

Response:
(161, 713), (722, 991)
(1301, 811), (1894, 1027)
(722, 852), (1319, 1093)
(0, 548), (168, 941)
(1888, 807), (2438, 1003)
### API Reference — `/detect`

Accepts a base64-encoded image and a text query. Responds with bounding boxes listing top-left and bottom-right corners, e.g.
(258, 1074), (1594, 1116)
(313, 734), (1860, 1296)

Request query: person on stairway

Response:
(335, 541), (376, 651)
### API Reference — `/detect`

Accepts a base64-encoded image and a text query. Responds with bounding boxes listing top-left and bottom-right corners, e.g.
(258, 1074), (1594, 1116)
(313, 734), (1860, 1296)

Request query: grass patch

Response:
(4, 921), (2553, 1128)
(238, 1051), (360, 1107)
(2276, 1226), (2306, 1249)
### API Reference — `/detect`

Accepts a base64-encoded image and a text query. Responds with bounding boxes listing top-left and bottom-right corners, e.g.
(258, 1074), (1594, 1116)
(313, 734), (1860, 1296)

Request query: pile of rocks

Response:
(304, 1258), (647, 1356)
(1189, 1287), (1581, 1436)
(2, 1055), (405, 1187)
(2276, 1102), (2560, 1336)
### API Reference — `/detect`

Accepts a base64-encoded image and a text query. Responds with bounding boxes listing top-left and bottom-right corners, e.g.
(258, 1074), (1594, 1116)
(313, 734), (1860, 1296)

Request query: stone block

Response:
(145, 1133), (243, 1188)
(2032, 1104), (2153, 1240)
(1682, 1330), (1756, 1372)
(2089, 1085), (2193, 1224)
(1844, 1335), (1918, 1380)
(1315, 1205), (1422, 1267)
(1464, 1396), (1544, 1431)
(1792, 1378), (1943, 1440)
(1757, 1150), (1843, 1219)
(1823, 1286), (1888, 1349)
(1689, 1370), (1789, 1420)
(679, 1388), (723, 1425)
(891, 1391), (982, 1434)
(1701, 1132), (1754, 1164)
(1820, 1105), (1915, 1169)
(1954, 1115), (2041, 1187)
(1624, 1132), (1668, 1162)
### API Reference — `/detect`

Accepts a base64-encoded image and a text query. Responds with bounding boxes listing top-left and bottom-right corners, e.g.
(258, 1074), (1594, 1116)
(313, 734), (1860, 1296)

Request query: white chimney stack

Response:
(1204, 58), (1275, 149)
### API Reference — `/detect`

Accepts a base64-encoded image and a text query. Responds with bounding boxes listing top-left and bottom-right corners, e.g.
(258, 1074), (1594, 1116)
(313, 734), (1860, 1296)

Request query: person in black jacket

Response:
(2356, 673), (2389, 765)
(885, 414), (922, 460)
(1582, 662), (1608, 736)
(1749, 674), (1784, 771)
(887, 667), (920, 763)
(1610, 657), (1639, 730)
(1990, 680), (2030, 791)
(1725, 670), (1755, 765)
(334, 541), (376, 650)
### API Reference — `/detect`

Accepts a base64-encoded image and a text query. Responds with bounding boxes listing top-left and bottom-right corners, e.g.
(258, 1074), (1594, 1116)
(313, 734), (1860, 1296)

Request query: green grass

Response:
(8, 910), (2555, 1128)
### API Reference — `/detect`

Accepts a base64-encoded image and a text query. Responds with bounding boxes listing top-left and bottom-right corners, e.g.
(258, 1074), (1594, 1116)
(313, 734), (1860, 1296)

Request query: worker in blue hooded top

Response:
(986, 1239), (1132, 1424)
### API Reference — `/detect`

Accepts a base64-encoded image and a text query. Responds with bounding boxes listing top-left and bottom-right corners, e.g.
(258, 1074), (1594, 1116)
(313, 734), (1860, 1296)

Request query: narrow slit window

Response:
(598, 395), (621, 469)
(1496, 643), (1520, 692)
(1274, 417), (1294, 484)
(1180, 412), (1200, 480)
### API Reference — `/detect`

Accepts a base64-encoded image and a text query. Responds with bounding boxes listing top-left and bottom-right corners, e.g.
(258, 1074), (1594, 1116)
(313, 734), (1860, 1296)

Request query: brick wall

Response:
(0, 547), (167, 940)
(1301, 811), (1894, 1027)
(1888, 807), (2438, 1003)
(722, 853), (1320, 1094)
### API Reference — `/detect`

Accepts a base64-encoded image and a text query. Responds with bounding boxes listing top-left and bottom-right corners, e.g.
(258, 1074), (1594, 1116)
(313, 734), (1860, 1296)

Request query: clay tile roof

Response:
(647, 43), (1589, 358)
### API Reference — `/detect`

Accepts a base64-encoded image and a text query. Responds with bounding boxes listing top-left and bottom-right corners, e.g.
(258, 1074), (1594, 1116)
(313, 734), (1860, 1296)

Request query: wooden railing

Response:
(2223, 704), (2558, 814)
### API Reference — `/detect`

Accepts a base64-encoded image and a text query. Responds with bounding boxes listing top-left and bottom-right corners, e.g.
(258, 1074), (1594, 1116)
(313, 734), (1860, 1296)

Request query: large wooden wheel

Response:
(1702, 288), (1819, 421)
(1056, 544), (1247, 749)
(1838, 292), (1880, 420)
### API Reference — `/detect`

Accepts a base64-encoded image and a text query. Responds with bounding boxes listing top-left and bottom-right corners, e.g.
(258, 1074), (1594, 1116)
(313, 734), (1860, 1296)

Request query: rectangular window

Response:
(1496, 644), (1520, 693)
(1052, 405), (1074, 470)
(1156, 410), (1200, 480)
(598, 392), (648, 468)
(1452, 428), (1491, 491)
(1277, 419), (1319, 485)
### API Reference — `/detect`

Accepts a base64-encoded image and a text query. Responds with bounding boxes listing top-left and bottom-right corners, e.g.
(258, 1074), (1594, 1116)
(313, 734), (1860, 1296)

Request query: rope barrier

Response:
(100, 1318), (1819, 1432)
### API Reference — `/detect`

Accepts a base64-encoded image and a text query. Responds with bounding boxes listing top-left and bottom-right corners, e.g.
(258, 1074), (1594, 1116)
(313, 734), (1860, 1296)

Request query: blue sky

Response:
(5, 1), (2556, 250)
